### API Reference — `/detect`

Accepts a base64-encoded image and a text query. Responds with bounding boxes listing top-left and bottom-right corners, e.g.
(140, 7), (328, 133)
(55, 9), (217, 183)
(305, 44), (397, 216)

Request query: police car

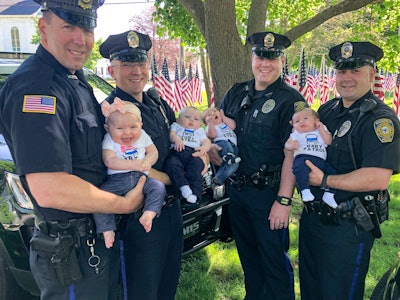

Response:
(0, 52), (232, 299)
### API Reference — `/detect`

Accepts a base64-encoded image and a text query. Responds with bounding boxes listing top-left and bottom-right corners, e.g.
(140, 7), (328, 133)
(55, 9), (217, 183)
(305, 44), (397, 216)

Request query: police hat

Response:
(33, 0), (104, 29)
(99, 30), (152, 62)
(247, 31), (291, 59)
(329, 41), (383, 70)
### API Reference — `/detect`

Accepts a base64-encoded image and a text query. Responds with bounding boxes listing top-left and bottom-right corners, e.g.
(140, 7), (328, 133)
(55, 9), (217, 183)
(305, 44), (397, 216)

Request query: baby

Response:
(285, 108), (337, 208)
(95, 98), (166, 248)
(202, 106), (240, 185)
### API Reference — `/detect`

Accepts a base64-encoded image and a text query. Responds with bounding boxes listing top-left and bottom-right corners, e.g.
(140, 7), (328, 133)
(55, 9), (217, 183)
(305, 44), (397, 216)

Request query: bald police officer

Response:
(299, 41), (400, 299)
(99, 31), (183, 300)
(219, 31), (307, 300)
(0, 1), (145, 299)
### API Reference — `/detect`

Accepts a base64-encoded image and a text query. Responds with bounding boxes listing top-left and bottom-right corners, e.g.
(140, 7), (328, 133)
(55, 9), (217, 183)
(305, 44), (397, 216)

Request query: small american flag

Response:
(23, 95), (56, 114)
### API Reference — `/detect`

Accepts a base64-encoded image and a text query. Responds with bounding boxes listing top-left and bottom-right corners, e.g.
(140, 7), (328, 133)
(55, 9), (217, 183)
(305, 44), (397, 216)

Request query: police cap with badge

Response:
(100, 30), (152, 62)
(329, 41), (383, 70)
(247, 31), (291, 59)
(33, 0), (104, 29)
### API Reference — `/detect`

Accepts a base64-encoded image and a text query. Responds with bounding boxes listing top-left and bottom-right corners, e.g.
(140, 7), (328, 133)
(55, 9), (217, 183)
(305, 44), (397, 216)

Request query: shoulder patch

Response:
(374, 118), (394, 143)
(23, 95), (56, 114)
(294, 101), (307, 112)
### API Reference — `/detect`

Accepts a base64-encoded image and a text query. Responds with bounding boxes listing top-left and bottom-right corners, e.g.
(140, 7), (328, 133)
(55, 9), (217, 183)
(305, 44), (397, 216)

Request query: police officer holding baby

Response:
(218, 31), (307, 299)
(99, 30), (183, 300)
(299, 41), (400, 299)
(0, 1), (145, 299)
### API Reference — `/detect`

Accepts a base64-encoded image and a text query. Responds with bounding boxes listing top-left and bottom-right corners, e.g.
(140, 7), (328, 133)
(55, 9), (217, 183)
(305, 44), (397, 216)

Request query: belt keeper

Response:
(276, 196), (292, 206)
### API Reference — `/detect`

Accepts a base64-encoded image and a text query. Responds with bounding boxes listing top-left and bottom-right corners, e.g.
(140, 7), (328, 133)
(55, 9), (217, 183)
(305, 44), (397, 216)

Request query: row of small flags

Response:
(152, 56), (202, 112)
(152, 51), (400, 117)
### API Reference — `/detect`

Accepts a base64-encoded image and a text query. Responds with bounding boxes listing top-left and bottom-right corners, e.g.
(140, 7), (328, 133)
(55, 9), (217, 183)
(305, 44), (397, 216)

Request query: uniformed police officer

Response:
(0, 1), (145, 299)
(299, 41), (400, 299)
(99, 30), (183, 300)
(218, 31), (307, 300)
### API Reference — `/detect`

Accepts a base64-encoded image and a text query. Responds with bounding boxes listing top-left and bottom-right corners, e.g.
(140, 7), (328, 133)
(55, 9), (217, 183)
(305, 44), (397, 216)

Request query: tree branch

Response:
(285, 0), (384, 41)
(179, 0), (206, 37)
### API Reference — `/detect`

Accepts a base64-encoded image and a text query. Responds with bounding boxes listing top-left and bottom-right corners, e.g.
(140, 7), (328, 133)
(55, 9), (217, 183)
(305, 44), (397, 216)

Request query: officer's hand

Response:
(269, 201), (290, 230)
(208, 144), (223, 166)
(124, 175), (146, 213)
(305, 160), (323, 186)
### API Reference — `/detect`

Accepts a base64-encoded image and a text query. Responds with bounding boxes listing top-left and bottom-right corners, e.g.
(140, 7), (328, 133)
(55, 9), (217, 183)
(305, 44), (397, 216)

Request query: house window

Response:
(11, 27), (21, 52)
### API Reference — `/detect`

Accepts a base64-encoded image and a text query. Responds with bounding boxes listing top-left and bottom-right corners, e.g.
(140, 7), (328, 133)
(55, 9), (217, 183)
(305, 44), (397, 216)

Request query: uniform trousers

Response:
(30, 228), (110, 300)
(116, 199), (183, 300)
(228, 184), (294, 300)
(299, 210), (375, 300)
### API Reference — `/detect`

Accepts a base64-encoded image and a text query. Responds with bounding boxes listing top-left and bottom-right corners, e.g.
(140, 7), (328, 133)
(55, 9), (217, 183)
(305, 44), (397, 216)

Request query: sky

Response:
(95, 0), (153, 41)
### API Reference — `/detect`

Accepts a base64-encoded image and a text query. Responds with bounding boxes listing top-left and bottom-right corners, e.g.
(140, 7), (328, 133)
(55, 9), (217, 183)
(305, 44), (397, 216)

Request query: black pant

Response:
(111, 200), (183, 300)
(228, 184), (294, 300)
(299, 209), (375, 300)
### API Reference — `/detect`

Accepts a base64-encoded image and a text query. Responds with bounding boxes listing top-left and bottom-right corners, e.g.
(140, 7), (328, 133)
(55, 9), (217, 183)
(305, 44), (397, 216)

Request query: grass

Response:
(176, 174), (400, 299)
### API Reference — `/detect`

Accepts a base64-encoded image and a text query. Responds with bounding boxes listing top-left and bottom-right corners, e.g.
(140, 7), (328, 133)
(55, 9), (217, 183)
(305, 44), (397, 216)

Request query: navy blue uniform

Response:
(106, 87), (183, 300)
(221, 77), (306, 300)
(299, 91), (400, 300)
(0, 45), (110, 299)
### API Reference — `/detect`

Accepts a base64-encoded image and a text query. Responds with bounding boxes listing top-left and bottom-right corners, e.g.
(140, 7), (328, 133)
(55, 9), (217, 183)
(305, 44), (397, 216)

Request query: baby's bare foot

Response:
(103, 230), (115, 249)
(139, 211), (157, 233)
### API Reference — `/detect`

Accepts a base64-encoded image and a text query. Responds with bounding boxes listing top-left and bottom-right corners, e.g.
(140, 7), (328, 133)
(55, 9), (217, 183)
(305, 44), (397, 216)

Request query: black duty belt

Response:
(35, 216), (93, 238)
(231, 173), (279, 190)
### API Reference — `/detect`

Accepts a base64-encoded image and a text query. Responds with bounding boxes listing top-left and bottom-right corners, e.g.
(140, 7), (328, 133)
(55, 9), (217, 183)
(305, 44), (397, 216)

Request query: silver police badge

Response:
(262, 99), (275, 113)
(337, 120), (351, 137)
(264, 33), (274, 48)
(127, 31), (139, 49)
(341, 42), (353, 59)
(374, 118), (394, 143)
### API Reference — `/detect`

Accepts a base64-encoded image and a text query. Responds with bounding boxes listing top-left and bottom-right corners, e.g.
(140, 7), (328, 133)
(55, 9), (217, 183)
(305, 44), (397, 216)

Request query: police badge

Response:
(127, 31), (139, 49)
(341, 42), (353, 59)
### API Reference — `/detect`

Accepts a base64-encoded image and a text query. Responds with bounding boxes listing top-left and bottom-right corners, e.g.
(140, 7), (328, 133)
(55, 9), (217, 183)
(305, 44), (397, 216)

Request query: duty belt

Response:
(231, 173), (279, 190)
(35, 216), (93, 238)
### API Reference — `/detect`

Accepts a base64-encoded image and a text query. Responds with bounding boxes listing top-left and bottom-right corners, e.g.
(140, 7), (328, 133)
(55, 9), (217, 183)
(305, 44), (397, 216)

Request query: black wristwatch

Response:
(276, 196), (292, 206)
(321, 173), (329, 189)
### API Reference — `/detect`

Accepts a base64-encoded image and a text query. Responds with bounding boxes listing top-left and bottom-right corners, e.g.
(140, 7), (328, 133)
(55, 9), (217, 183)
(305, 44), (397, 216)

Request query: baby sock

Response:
(322, 192), (338, 208)
(301, 189), (315, 202)
(180, 185), (192, 199)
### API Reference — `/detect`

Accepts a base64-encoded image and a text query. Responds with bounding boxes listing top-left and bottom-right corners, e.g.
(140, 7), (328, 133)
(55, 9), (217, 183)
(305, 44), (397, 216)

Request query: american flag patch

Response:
(22, 95), (56, 114)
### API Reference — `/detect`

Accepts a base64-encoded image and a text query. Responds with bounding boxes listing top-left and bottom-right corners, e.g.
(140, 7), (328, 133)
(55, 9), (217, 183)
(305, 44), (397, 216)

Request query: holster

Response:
(30, 233), (83, 286)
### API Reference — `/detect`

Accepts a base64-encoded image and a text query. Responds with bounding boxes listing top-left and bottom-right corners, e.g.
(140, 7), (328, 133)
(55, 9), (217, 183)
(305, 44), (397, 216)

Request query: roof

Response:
(0, 0), (40, 16)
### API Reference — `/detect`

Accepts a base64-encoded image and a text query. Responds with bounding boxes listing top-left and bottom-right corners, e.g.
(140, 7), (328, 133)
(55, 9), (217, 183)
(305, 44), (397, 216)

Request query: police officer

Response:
(99, 30), (183, 300)
(0, 1), (145, 299)
(219, 31), (307, 299)
(299, 41), (400, 299)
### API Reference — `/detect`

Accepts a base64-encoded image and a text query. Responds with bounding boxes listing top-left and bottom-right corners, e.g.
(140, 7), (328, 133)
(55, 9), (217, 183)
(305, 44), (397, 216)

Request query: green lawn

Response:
(176, 174), (400, 300)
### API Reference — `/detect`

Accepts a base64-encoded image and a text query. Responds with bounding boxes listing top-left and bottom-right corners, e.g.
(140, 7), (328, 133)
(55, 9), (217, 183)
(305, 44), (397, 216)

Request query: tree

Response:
(154, 0), (399, 107)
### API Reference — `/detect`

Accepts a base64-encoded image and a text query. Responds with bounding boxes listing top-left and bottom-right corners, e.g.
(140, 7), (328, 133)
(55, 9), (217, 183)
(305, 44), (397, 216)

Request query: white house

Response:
(0, 0), (41, 53)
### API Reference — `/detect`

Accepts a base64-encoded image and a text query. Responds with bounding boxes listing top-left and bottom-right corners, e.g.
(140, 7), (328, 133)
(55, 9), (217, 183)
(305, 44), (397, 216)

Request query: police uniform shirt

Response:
(311, 91), (400, 203)
(0, 45), (107, 221)
(105, 87), (176, 171)
(221, 77), (307, 176)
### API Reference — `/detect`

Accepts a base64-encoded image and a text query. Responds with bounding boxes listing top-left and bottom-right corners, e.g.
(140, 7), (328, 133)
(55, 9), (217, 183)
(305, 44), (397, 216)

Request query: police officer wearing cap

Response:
(0, 1), (146, 299)
(99, 31), (183, 300)
(217, 31), (306, 299)
(298, 41), (400, 299)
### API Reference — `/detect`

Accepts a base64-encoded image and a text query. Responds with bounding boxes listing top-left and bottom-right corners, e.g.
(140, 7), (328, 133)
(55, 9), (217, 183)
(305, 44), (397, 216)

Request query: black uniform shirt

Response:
(312, 91), (400, 203)
(0, 45), (107, 221)
(221, 77), (306, 176)
(105, 87), (176, 172)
